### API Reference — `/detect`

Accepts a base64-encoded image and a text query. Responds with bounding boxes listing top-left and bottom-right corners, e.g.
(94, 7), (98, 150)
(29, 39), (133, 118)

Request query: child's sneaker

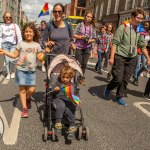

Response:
(22, 108), (28, 118)
(27, 98), (31, 109)
(67, 126), (76, 140)
(54, 123), (62, 136)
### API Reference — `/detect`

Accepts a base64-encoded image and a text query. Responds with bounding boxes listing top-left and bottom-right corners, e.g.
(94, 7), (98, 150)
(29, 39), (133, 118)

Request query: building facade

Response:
(0, 0), (23, 25)
(93, 0), (150, 28)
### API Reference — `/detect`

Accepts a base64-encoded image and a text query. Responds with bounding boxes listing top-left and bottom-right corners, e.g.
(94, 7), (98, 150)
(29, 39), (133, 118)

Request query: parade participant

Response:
(0, 22), (45, 118)
(0, 12), (22, 79)
(73, 10), (96, 86)
(143, 40), (150, 100)
(103, 8), (150, 106)
(39, 20), (46, 72)
(133, 21), (150, 85)
(95, 25), (111, 74)
(103, 23), (114, 71)
(42, 3), (75, 56)
(52, 65), (78, 140)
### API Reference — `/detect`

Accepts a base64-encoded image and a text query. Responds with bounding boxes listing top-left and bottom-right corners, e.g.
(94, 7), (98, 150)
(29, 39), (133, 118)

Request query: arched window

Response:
(114, 0), (120, 13)
(107, 0), (112, 15)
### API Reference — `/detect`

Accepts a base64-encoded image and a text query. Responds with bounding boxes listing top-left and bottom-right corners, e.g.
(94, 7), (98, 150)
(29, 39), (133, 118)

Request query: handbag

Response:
(14, 24), (18, 44)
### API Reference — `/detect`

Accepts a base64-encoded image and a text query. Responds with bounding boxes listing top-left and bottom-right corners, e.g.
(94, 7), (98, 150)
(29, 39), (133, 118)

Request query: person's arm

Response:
(109, 44), (117, 65)
(88, 26), (96, 44)
(138, 35), (150, 65)
(73, 22), (85, 40)
(0, 48), (19, 58)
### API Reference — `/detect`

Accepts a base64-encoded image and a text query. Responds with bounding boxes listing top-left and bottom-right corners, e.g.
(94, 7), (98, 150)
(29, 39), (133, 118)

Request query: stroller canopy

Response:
(48, 54), (83, 79)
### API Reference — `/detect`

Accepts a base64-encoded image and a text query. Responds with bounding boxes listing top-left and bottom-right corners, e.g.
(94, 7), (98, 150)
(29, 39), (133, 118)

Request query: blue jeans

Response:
(1, 42), (16, 74)
(95, 51), (104, 70)
(133, 54), (146, 79)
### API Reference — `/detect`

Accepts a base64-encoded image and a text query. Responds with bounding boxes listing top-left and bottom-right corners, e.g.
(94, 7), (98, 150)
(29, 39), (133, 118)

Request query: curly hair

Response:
(22, 22), (40, 43)
(84, 10), (96, 28)
(131, 8), (145, 17)
(60, 64), (75, 79)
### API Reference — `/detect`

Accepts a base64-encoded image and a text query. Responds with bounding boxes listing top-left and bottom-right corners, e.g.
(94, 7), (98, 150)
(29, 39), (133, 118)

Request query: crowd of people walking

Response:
(0, 2), (150, 140)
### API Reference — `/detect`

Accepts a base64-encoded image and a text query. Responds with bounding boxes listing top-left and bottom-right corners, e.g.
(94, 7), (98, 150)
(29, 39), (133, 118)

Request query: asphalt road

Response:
(0, 56), (150, 150)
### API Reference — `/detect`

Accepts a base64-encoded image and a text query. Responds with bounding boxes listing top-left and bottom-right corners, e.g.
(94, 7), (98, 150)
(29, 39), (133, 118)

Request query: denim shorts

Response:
(15, 69), (36, 86)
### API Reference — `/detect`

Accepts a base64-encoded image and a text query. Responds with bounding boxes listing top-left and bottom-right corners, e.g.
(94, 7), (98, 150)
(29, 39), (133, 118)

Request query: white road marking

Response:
(87, 61), (96, 66)
(133, 102), (150, 118)
(2, 78), (9, 84)
(0, 75), (4, 82)
(0, 100), (21, 145)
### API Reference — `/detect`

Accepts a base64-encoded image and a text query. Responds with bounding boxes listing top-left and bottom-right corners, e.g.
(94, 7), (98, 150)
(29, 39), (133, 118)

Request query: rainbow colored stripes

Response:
(61, 85), (80, 105)
(38, 3), (49, 18)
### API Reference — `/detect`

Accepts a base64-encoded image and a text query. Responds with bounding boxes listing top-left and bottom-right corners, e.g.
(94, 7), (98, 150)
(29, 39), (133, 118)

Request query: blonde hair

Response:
(60, 64), (75, 79)
(3, 12), (13, 23)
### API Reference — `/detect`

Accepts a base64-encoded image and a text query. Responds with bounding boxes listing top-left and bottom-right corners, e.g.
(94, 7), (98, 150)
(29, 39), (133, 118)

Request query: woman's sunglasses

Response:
(5, 16), (12, 19)
(53, 10), (63, 14)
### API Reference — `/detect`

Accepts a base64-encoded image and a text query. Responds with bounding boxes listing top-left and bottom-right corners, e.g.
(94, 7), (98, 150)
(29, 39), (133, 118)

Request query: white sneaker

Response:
(11, 72), (15, 78)
(140, 72), (144, 77)
(42, 65), (46, 72)
(6, 74), (10, 80)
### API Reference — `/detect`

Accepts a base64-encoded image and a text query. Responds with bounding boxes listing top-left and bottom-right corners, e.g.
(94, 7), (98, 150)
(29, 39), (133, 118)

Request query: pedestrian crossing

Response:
(0, 74), (10, 85)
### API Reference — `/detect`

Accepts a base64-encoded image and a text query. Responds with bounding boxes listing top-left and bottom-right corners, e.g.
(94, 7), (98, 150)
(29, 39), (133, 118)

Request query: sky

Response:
(21, 0), (71, 24)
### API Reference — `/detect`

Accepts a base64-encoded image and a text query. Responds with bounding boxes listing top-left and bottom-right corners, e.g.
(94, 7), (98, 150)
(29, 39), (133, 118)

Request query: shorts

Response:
(15, 69), (36, 86)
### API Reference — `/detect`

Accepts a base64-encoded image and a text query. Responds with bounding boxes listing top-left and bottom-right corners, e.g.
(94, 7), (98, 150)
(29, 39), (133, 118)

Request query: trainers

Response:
(116, 98), (127, 106)
(103, 86), (110, 99)
(10, 72), (15, 78)
(106, 73), (111, 82)
(6, 73), (10, 80)
(102, 68), (107, 71)
(55, 123), (62, 136)
(143, 94), (150, 101)
(79, 79), (86, 86)
(133, 78), (139, 86)
(21, 108), (28, 118)
(67, 126), (76, 140)
(42, 65), (46, 72)
(27, 97), (31, 109)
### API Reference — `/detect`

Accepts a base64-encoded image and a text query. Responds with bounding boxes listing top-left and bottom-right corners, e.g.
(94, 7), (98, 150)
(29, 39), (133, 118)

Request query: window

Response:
(114, 0), (120, 13)
(107, 0), (111, 15)
(125, 0), (132, 10)
(99, 2), (104, 20)
(142, 0), (149, 6)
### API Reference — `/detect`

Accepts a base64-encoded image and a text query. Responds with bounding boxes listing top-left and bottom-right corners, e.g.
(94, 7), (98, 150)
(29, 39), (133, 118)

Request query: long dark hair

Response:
(84, 10), (95, 28)
(22, 22), (40, 43)
(53, 3), (65, 13)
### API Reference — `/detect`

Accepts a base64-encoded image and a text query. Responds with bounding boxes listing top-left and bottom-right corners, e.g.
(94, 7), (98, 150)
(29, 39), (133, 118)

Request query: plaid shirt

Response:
(96, 33), (111, 53)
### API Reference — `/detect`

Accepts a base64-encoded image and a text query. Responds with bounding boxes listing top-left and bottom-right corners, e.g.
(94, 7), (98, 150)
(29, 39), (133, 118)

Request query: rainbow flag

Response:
(61, 85), (80, 105)
(38, 3), (49, 18)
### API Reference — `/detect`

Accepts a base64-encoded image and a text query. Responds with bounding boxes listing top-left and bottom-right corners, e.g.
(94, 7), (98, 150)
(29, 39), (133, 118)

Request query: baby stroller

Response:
(41, 54), (89, 142)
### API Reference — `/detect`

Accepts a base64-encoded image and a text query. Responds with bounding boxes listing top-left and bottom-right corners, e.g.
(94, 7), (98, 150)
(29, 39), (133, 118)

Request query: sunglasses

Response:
(53, 10), (63, 14)
(5, 16), (12, 19)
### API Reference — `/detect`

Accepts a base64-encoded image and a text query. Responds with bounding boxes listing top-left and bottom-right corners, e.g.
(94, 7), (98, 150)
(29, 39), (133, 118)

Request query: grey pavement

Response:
(0, 56), (150, 150)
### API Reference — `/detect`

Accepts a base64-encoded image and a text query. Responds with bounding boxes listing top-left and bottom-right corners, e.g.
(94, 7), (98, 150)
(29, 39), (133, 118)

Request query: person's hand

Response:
(80, 35), (85, 40)
(54, 86), (60, 92)
(46, 41), (55, 47)
(109, 57), (114, 66)
(146, 59), (150, 66)
(70, 43), (76, 50)
(45, 47), (52, 53)
(0, 49), (4, 55)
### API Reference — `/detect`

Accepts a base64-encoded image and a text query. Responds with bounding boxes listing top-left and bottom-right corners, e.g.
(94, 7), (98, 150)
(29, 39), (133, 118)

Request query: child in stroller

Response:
(52, 64), (79, 140)
(42, 54), (89, 142)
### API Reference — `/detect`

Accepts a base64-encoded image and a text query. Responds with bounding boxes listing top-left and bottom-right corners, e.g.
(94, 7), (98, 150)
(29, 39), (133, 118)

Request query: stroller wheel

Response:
(43, 126), (48, 142)
(41, 109), (45, 122)
(77, 126), (83, 140)
(84, 126), (89, 141)
(51, 128), (56, 142)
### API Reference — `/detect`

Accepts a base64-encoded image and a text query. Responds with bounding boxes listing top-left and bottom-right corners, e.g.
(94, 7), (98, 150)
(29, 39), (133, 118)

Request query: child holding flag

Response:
(52, 64), (80, 140)
(0, 22), (46, 118)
